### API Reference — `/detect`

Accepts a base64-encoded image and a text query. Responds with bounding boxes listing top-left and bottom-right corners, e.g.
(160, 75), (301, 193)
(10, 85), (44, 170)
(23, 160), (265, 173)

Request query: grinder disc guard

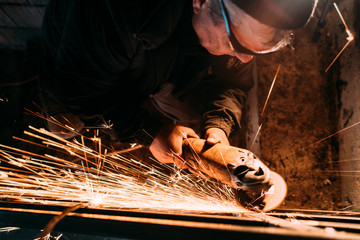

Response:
(234, 171), (287, 212)
(181, 138), (287, 212)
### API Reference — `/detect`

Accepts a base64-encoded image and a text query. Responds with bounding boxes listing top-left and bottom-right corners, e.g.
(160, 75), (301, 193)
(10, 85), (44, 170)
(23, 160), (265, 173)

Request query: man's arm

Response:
(201, 56), (254, 144)
(149, 57), (253, 166)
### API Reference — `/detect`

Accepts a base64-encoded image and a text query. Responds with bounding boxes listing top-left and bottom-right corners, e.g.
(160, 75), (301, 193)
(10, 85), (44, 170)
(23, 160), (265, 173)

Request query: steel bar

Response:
(0, 203), (360, 240)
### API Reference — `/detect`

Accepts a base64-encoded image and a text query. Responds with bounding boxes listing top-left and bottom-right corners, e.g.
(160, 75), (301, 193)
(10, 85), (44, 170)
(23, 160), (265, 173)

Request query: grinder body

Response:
(182, 138), (286, 211)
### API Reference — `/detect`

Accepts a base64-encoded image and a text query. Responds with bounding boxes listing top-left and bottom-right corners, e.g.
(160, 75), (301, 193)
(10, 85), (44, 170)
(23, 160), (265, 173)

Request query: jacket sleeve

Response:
(201, 56), (254, 137)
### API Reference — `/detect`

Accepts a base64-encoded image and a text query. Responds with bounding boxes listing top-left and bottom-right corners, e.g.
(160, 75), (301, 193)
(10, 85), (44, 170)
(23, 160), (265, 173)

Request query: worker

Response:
(39, 0), (318, 166)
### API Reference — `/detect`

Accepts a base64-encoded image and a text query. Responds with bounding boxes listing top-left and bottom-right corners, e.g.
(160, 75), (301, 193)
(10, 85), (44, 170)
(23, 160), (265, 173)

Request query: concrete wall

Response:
(338, 0), (360, 211)
(0, 0), (48, 49)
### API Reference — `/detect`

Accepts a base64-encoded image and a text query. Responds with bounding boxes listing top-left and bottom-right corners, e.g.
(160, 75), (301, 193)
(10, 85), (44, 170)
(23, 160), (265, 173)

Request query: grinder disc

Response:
(234, 171), (287, 212)
(262, 171), (287, 211)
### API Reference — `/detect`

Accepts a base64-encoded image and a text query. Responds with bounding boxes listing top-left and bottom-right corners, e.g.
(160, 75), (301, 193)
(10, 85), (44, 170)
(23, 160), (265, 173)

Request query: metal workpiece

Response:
(1, 203), (360, 240)
(182, 138), (287, 211)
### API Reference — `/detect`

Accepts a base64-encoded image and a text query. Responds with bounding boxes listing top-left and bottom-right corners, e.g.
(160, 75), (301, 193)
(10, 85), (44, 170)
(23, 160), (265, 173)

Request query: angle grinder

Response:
(182, 138), (287, 211)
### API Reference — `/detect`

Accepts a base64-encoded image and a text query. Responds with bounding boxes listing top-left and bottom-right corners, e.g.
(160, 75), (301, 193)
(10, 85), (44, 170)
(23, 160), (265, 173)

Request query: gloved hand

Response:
(204, 127), (230, 146)
(149, 124), (199, 168)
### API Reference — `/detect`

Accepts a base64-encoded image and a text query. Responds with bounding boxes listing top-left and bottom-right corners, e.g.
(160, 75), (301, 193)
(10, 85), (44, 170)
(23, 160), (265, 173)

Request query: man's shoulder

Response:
(211, 56), (255, 91)
(106, 0), (187, 49)
(105, 0), (185, 32)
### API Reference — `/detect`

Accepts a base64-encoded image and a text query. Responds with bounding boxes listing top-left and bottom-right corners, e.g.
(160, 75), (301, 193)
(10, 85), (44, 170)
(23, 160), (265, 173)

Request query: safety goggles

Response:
(218, 0), (292, 55)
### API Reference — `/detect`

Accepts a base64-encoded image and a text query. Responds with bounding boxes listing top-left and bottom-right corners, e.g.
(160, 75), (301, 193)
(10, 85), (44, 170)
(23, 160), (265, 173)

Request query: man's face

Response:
(192, 0), (291, 63)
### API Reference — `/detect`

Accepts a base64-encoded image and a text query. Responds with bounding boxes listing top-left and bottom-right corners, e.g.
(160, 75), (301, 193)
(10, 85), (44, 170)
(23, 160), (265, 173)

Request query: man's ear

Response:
(193, 0), (207, 14)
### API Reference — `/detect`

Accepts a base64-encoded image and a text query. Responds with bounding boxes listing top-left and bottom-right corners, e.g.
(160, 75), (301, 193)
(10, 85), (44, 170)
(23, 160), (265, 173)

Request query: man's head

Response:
(192, 0), (318, 63)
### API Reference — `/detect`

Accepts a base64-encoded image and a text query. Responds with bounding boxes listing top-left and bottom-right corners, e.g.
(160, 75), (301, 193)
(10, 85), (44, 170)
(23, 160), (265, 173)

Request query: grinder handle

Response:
(182, 138), (273, 189)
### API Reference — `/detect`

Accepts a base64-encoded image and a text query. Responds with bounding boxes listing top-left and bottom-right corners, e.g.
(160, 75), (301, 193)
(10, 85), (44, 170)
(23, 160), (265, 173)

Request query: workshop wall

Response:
(337, 0), (360, 211)
(256, 0), (359, 210)
(0, 0), (46, 145)
(0, 0), (47, 48)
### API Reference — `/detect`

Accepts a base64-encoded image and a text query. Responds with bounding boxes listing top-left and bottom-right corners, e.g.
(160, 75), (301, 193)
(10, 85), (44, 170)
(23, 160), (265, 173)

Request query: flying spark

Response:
(0, 118), (358, 240)
(0, 126), (243, 214)
(0, 227), (20, 233)
(325, 3), (354, 72)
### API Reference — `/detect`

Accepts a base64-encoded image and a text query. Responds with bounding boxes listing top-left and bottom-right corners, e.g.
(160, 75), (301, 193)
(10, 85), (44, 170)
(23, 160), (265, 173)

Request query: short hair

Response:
(208, 0), (223, 26)
(230, 0), (318, 29)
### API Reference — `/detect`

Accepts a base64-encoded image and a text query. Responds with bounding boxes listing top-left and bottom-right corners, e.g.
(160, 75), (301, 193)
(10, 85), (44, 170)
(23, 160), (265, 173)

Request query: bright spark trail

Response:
(325, 2), (354, 72)
(0, 125), (243, 214)
(0, 123), (359, 240)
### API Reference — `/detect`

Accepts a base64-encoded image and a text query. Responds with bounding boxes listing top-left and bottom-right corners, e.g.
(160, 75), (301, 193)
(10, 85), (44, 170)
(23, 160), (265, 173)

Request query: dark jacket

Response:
(39, 0), (253, 141)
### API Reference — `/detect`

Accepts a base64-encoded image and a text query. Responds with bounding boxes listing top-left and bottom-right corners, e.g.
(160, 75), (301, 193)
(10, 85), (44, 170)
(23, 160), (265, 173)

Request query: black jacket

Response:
(39, 0), (254, 140)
